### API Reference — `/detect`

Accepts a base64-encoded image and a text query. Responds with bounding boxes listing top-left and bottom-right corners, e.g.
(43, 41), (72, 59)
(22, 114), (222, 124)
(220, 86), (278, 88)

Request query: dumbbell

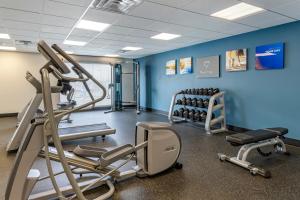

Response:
(203, 88), (208, 96)
(200, 111), (207, 122)
(173, 110), (179, 116)
(208, 88), (214, 96)
(183, 108), (190, 118)
(186, 97), (192, 106)
(197, 98), (204, 108)
(203, 99), (209, 108)
(198, 88), (203, 95)
(189, 109), (196, 120)
(191, 98), (198, 107)
(178, 108), (184, 118)
(192, 88), (197, 95)
(176, 99), (182, 105)
(182, 97), (187, 105)
(187, 89), (192, 95)
(213, 88), (220, 95)
(194, 110), (201, 121)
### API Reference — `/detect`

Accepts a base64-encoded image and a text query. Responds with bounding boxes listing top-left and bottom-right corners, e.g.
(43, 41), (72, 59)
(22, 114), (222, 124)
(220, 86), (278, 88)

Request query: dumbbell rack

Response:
(168, 90), (227, 134)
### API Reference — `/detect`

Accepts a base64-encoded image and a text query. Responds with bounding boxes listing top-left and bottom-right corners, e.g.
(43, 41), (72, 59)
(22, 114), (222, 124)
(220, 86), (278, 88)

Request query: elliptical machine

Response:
(5, 41), (182, 200)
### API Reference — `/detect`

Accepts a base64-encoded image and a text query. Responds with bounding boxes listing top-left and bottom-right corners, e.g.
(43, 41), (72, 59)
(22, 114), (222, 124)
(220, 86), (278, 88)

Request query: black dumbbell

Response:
(183, 108), (190, 118)
(182, 97), (187, 105)
(200, 111), (207, 122)
(179, 108), (184, 117)
(203, 88), (208, 96)
(173, 110), (179, 116)
(213, 88), (220, 95)
(189, 109), (196, 120)
(208, 88), (214, 96)
(184, 89), (189, 94)
(198, 88), (203, 95)
(197, 98), (204, 108)
(194, 110), (201, 121)
(192, 98), (198, 107)
(176, 99), (182, 105)
(192, 88), (197, 95)
(186, 97), (192, 106)
(203, 99), (209, 108)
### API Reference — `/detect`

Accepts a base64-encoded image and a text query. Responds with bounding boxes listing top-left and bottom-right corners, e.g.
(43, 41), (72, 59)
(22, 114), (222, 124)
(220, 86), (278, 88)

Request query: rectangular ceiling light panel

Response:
(0, 46), (16, 51)
(76, 20), (111, 32)
(122, 46), (142, 51)
(211, 3), (264, 20)
(151, 33), (181, 40)
(0, 33), (10, 39)
(64, 40), (87, 46)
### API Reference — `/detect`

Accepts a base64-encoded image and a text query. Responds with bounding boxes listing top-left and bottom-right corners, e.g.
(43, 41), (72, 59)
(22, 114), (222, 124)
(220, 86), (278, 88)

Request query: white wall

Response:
(0, 51), (132, 114)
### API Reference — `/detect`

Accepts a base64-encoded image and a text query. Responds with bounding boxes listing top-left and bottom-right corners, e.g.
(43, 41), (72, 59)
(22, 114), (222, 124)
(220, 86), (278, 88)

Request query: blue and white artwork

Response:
(256, 43), (284, 70)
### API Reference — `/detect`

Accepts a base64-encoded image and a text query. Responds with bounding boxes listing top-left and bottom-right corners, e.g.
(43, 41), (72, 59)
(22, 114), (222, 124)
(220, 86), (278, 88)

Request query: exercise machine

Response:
(6, 43), (116, 152)
(5, 41), (182, 200)
(218, 128), (289, 178)
(57, 82), (76, 123)
(106, 61), (140, 114)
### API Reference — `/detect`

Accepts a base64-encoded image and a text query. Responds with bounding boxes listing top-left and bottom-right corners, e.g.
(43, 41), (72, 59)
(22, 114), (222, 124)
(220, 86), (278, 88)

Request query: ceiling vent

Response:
(92, 0), (143, 14)
(15, 40), (33, 46)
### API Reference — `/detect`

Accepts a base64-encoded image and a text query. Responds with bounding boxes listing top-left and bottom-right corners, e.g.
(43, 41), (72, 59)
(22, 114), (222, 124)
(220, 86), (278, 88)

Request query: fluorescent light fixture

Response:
(151, 33), (181, 40)
(0, 33), (10, 39)
(63, 40), (87, 46)
(105, 54), (119, 57)
(76, 20), (111, 32)
(122, 46), (142, 51)
(65, 51), (74, 54)
(211, 3), (264, 20)
(0, 46), (16, 51)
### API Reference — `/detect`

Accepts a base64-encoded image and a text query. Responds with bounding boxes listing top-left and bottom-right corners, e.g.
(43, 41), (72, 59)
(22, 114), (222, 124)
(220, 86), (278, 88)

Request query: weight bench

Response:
(218, 128), (289, 178)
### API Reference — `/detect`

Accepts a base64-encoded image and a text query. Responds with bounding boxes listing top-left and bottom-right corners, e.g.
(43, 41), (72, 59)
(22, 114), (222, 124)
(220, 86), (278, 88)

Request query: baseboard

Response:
(0, 113), (18, 118)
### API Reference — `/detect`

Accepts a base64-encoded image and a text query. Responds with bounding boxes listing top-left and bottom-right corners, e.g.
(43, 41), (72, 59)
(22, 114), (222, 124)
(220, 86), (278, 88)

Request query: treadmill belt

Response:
(58, 123), (111, 135)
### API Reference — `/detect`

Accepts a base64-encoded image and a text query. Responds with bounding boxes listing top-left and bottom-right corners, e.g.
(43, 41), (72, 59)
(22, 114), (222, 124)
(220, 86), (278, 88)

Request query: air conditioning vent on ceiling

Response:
(15, 40), (33, 46)
(92, 0), (143, 14)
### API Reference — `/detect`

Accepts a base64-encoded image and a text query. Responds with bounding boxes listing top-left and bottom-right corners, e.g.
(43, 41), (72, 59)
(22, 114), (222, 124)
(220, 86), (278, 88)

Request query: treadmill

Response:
(6, 42), (116, 152)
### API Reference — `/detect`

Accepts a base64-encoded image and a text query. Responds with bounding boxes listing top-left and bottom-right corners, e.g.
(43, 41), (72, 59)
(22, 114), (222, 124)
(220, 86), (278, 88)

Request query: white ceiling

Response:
(0, 0), (299, 58)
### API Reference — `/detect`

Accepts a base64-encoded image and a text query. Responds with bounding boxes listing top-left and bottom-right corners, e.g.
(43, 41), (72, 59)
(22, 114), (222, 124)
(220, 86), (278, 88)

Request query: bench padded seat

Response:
(226, 128), (288, 145)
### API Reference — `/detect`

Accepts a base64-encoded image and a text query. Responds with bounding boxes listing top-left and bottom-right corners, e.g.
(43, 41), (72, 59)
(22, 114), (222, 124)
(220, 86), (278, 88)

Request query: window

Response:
(60, 63), (111, 108)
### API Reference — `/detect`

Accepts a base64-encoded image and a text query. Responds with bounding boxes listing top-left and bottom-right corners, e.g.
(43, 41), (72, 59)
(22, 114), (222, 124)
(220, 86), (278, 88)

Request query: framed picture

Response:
(256, 42), (284, 70)
(196, 56), (220, 78)
(226, 49), (247, 71)
(179, 57), (192, 74)
(165, 59), (176, 75)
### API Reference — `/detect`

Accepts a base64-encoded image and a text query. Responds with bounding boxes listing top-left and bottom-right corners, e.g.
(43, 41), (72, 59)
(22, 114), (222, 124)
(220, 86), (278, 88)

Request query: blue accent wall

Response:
(137, 21), (300, 139)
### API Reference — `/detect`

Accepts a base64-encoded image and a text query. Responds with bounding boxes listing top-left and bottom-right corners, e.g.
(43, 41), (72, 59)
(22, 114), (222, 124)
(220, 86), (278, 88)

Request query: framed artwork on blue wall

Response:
(179, 57), (192, 74)
(226, 49), (247, 71)
(256, 42), (284, 70)
(196, 55), (220, 78)
(166, 59), (176, 75)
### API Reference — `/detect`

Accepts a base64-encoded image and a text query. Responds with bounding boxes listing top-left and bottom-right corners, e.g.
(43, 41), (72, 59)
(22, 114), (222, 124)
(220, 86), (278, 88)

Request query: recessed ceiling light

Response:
(76, 20), (111, 32)
(0, 46), (16, 51)
(211, 3), (264, 20)
(65, 51), (74, 54)
(105, 54), (119, 57)
(122, 46), (142, 51)
(63, 40), (87, 46)
(0, 33), (10, 39)
(151, 33), (181, 40)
